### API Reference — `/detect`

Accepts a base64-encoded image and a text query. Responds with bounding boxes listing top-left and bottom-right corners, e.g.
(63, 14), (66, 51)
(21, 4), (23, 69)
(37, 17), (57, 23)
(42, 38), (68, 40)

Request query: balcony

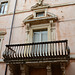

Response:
(3, 40), (70, 63)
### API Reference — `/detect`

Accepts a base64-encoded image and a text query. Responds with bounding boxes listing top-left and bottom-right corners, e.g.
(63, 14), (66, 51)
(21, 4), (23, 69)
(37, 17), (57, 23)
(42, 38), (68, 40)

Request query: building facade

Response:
(0, 0), (75, 75)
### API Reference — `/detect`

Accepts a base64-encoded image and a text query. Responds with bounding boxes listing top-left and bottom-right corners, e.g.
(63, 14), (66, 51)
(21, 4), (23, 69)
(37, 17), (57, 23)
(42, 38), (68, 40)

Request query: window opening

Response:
(36, 12), (45, 17)
(33, 29), (48, 56)
(0, 2), (8, 14)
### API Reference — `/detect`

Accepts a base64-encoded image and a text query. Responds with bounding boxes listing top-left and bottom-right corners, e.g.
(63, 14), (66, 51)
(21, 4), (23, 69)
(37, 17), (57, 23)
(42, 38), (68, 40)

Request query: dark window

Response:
(36, 12), (45, 17)
(0, 2), (8, 14)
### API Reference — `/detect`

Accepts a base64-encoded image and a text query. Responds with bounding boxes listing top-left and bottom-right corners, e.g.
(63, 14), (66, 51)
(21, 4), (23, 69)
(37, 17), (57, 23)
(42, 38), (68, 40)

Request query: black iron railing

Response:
(3, 40), (70, 62)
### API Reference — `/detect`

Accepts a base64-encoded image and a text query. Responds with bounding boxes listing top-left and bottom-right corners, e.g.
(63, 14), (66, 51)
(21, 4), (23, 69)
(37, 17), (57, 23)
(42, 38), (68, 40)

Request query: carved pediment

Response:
(23, 12), (58, 25)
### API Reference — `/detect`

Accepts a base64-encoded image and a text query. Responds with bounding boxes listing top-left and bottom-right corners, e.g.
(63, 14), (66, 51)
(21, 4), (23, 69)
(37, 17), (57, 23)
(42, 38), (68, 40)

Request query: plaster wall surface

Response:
(0, 63), (6, 75)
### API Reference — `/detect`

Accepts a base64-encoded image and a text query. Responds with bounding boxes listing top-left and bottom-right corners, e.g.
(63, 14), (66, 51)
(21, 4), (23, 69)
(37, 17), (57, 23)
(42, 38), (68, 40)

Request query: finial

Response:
(38, 0), (44, 5)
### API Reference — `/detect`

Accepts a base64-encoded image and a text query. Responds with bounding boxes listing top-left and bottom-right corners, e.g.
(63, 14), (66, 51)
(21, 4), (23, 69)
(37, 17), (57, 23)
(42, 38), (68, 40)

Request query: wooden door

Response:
(52, 63), (62, 75)
(30, 68), (47, 75)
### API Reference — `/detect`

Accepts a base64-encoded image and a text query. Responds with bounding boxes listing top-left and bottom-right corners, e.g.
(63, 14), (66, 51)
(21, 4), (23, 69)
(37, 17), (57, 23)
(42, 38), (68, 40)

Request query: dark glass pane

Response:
(36, 12), (45, 17)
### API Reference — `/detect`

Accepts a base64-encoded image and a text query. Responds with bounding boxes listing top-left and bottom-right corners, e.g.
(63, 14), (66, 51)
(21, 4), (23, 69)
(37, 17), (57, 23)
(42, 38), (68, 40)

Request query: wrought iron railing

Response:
(3, 40), (70, 62)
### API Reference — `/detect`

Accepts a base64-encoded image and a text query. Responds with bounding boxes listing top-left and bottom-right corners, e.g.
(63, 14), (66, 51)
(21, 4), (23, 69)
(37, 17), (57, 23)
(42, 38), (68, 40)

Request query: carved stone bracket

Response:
(46, 63), (52, 75)
(20, 64), (25, 75)
(9, 65), (15, 75)
(20, 64), (29, 75)
(60, 63), (66, 75)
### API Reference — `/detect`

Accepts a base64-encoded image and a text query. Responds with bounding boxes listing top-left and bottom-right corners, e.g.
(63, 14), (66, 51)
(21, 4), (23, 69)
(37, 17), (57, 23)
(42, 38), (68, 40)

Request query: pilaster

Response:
(20, 64), (25, 75)
(46, 63), (52, 75)
(60, 63), (66, 75)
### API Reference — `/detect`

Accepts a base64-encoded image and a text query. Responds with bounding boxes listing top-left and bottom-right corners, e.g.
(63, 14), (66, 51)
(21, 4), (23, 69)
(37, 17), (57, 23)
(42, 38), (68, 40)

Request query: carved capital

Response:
(50, 20), (53, 26)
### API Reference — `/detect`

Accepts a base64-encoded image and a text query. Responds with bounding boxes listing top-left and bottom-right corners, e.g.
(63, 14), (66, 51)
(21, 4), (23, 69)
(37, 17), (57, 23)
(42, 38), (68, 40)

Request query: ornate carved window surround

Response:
(23, 2), (58, 43)
(23, 12), (58, 43)
(0, 29), (6, 58)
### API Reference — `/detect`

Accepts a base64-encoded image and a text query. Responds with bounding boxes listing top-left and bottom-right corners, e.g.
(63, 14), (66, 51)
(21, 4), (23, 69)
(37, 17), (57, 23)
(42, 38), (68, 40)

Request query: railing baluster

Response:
(44, 43), (46, 56)
(36, 44), (38, 57)
(41, 44), (43, 56)
(50, 43), (51, 56)
(3, 40), (70, 63)
(55, 43), (57, 56)
(47, 43), (48, 56)
(33, 45), (35, 57)
(28, 46), (30, 57)
(19, 46), (22, 58)
(61, 43), (63, 56)
(39, 44), (40, 57)
(25, 45), (27, 57)
(64, 42), (66, 55)
(52, 43), (54, 56)
(17, 46), (19, 58)
(58, 43), (60, 56)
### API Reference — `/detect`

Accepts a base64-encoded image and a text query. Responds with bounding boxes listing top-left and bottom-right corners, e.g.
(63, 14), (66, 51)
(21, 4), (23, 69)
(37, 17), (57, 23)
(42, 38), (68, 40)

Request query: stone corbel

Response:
(20, 64), (29, 75)
(60, 63), (66, 75)
(26, 23), (30, 34)
(46, 63), (52, 75)
(9, 65), (15, 75)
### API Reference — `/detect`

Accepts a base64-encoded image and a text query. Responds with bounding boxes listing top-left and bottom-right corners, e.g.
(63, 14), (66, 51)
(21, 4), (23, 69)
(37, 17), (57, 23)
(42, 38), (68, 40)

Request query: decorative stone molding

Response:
(26, 23), (30, 34)
(20, 64), (29, 75)
(60, 63), (66, 75)
(46, 63), (52, 75)
(23, 12), (58, 25)
(31, 0), (49, 10)
(50, 20), (53, 26)
(9, 65), (15, 75)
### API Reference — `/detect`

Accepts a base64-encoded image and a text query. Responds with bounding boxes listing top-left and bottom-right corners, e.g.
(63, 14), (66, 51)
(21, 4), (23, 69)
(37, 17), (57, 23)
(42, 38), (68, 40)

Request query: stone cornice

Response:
(0, 2), (75, 17)
(24, 17), (57, 24)
(23, 12), (58, 25)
